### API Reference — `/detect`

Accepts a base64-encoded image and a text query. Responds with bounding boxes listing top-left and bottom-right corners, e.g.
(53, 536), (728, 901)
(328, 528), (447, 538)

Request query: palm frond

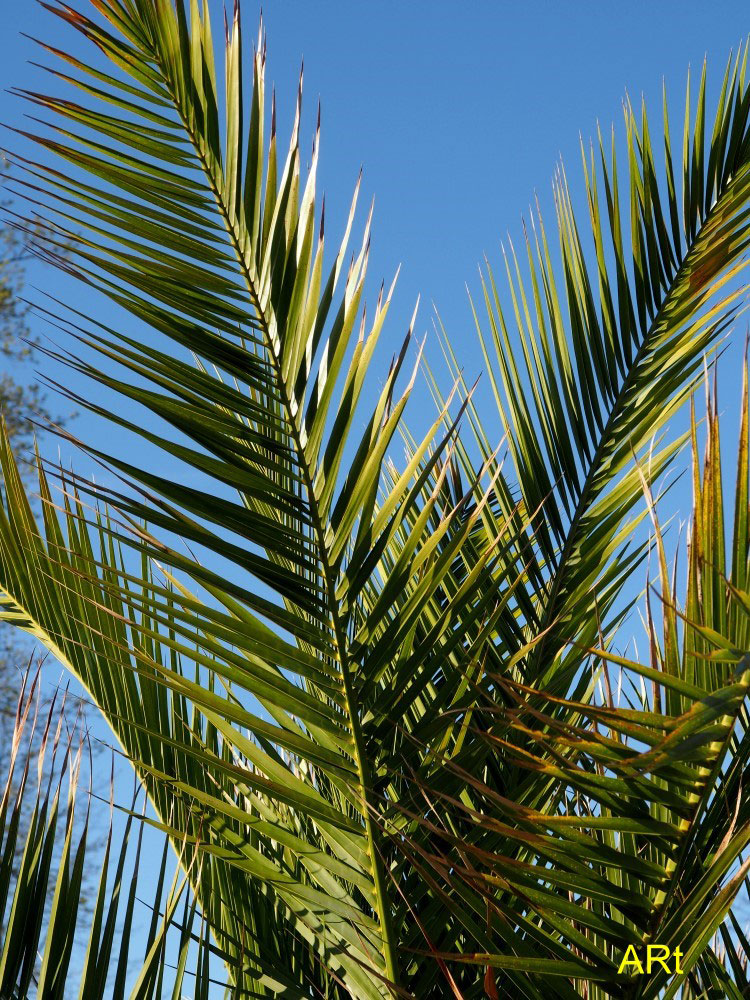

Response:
(0, 1), (503, 993)
(0, 665), (225, 1000)
(433, 46), (750, 698)
(0, 3), (750, 997)
(399, 365), (750, 998)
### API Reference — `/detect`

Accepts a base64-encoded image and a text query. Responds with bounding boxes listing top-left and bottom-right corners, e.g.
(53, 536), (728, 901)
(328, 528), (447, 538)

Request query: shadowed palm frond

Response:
(396, 365), (750, 999)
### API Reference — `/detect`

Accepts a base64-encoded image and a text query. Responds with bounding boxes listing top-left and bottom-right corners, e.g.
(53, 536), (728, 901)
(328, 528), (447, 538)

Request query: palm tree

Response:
(1, 1), (750, 996)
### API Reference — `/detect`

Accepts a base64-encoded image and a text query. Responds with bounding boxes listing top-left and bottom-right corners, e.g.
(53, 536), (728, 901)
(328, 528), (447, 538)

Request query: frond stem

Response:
(149, 52), (400, 989)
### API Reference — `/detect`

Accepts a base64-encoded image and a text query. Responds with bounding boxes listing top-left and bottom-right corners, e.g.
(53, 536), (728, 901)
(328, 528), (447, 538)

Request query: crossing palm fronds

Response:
(0, 2), (750, 996)
(398, 368), (750, 999)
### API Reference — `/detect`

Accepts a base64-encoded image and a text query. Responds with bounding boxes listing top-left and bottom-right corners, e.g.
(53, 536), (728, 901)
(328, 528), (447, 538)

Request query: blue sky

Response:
(1, 1), (750, 992)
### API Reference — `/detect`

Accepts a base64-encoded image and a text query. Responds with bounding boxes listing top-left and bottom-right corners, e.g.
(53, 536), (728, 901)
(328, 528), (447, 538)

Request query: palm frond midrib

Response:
(529, 153), (750, 682)
(132, 14), (402, 981)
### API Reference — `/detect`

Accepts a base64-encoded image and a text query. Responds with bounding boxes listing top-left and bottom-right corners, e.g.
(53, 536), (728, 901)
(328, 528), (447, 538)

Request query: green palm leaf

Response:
(1, 1), (500, 993)
(431, 45), (750, 700)
(0, 669), (223, 1000)
(400, 369), (750, 998)
(1, 3), (750, 997)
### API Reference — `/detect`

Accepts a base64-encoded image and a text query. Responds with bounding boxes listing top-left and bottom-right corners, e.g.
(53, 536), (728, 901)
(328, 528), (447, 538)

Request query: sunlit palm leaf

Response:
(0, 3), (750, 997)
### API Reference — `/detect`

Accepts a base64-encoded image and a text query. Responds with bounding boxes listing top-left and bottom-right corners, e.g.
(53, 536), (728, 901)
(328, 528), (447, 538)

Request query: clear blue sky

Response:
(1, 1), (750, 993)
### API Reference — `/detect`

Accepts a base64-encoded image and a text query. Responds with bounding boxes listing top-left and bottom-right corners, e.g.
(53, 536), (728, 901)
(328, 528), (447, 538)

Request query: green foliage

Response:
(0, 160), (70, 763)
(0, 2), (750, 997)
(0, 671), (219, 999)
(403, 374), (750, 998)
